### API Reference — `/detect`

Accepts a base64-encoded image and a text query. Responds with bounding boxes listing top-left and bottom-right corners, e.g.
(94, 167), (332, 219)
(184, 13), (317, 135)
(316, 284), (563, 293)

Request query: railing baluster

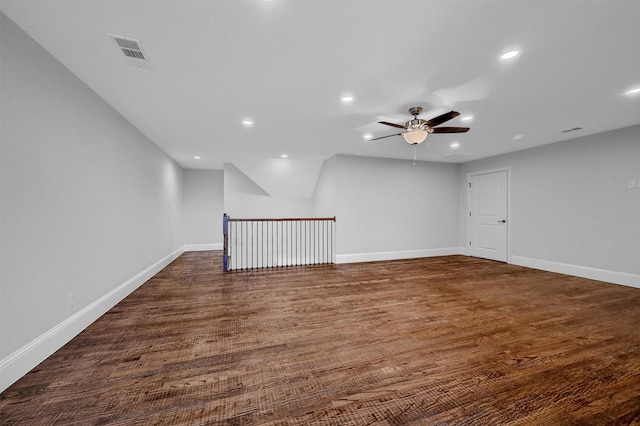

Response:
(223, 216), (336, 271)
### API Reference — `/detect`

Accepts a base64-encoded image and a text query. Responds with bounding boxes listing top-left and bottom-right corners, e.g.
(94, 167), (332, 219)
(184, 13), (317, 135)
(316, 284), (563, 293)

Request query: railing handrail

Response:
(227, 217), (335, 222)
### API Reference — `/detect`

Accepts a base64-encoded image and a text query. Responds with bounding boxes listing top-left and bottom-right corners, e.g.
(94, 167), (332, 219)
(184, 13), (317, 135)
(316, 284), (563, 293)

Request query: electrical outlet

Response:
(67, 293), (75, 309)
(542, 250), (549, 258)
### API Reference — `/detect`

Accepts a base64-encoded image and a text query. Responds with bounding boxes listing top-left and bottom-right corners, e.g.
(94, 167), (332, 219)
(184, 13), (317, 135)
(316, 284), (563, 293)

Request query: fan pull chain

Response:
(413, 145), (417, 165)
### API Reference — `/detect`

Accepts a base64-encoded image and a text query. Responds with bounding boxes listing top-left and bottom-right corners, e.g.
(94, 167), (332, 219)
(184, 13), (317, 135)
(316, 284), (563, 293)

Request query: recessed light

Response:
(500, 50), (520, 61)
(450, 142), (460, 149)
(194, 156), (201, 159)
(461, 116), (473, 122)
(242, 119), (254, 127)
(363, 133), (373, 140)
(512, 134), (524, 141)
(341, 95), (354, 103)
(280, 154), (288, 158)
(625, 87), (640, 95)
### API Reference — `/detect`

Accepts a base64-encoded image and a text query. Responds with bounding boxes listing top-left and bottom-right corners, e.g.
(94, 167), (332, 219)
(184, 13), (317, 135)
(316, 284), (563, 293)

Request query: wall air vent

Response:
(108, 34), (152, 69)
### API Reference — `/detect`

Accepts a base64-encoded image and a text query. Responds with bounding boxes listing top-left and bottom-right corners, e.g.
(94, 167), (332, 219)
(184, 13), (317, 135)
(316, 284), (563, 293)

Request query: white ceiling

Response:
(2, 0), (640, 197)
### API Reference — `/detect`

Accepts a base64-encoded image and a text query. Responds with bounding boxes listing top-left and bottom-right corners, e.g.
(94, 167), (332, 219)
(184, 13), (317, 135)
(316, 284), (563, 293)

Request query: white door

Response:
(468, 170), (508, 262)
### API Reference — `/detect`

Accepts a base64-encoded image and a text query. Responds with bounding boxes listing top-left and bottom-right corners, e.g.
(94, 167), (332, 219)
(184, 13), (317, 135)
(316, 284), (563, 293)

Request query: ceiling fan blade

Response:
(431, 126), (470, 133)
(425, 111), (460, 127)
(369, 133), (403, 141)
(378, 121), (406, 129)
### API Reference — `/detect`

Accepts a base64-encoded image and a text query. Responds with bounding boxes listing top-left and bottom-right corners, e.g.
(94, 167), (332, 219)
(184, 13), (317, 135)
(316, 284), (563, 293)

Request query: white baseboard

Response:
(336, 247), (462, 264)
(183, 243), (223, 252)
(458, 246), (470, 256)
(0, 247), (184, 393)
(511, 255), (640, 289)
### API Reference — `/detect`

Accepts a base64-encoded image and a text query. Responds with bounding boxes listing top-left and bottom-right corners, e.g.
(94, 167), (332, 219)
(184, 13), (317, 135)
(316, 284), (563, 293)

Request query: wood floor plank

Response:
(1, 253), (639, 425)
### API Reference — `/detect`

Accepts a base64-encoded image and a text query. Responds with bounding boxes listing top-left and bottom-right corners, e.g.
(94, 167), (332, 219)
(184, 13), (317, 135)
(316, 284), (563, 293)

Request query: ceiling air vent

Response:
(560, 127), (583, 134)
(108, 34), (152, 69)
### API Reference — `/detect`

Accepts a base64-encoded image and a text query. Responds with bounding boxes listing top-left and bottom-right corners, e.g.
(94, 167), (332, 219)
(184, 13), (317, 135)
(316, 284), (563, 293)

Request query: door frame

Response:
(466, 167), (512, 263)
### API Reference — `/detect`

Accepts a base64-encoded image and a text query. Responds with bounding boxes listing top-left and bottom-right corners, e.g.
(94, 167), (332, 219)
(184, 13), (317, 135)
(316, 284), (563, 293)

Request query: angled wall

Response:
(224, 162), (312, 218)
(0, 13), (184, 391)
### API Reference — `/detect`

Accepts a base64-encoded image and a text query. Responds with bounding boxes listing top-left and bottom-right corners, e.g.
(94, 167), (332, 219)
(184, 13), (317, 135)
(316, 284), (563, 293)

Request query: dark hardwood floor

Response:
(1, 252), (639, 425)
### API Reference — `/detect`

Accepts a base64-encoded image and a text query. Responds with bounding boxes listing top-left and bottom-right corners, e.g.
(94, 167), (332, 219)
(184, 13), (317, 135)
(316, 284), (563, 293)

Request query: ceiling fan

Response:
(371, 107), (470, 144)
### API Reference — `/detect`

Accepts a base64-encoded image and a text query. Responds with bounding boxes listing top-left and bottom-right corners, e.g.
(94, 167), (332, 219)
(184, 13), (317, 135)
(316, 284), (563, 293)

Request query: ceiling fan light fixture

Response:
(403, 129), (429, 145)
(373, 108), (469, 143)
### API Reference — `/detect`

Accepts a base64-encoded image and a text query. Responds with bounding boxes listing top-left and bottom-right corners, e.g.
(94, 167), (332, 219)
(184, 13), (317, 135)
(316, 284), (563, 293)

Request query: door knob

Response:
(497, 220), (506, 223)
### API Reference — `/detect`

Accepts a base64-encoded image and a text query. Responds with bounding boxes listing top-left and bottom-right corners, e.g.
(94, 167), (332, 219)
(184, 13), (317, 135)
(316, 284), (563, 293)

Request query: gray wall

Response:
(459, 125), (640, 277)
(184, 169), (224, 248)
(312, 155), (339, 218)
(1, 12), (184, 363)
(314, 155), (460, 259)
